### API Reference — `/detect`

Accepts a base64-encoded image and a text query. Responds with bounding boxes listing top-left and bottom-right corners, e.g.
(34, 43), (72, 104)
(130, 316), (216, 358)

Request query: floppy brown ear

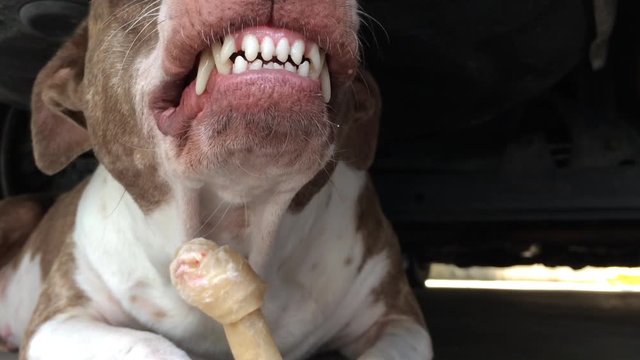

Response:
(336, 69), (382, 170)
(31, 22), (91, 175)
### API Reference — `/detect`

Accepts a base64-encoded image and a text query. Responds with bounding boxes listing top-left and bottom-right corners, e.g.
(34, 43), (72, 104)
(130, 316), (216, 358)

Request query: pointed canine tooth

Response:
(242, 34), (259, 62)
(233, 57), (248, 74)
(320, 64), (331, 103)
(276, 38), (290, 63)
(221, 35), (237, 60)
(273, 63), (284, 70)
(196, 50), (215, 95)
(285, 62), (296, 72)
(196, 51), (215, 95)
(291, 40), (305, 65)
(298, 61), (310, 77)
(261, 37), (275, 61)
(212, 44), (232, 75)
(307, 43), (324, 79)
(249, 59), (263, 71)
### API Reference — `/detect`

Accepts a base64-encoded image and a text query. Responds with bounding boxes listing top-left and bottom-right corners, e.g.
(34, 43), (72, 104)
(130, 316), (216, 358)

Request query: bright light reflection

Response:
(424, 264), (640, 293)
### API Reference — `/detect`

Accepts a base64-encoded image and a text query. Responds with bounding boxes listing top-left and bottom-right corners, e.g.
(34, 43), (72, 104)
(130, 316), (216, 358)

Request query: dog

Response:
(0, 0), (433, 359)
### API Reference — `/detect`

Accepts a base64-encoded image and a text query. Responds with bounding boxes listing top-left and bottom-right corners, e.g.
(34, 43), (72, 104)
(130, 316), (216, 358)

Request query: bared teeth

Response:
(260, 37), (275, 61)
(276, 38), (291, 63)
(232, 56), (248, 74)
(196, 32), (330, 103)
(306, 44), (325, 79)
(284, 62), (297, 73)
(195, 50), (215, 95)
(212, 35), (235, 75)
(290, 40), (305, 65)
(220, 35), (236, 60)
(242, 34), (259, 62)
(249, 59), (263, 71)
(298, 61), (310, 77)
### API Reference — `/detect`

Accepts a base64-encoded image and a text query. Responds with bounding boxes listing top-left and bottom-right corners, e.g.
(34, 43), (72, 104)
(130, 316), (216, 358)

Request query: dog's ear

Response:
(336, 69), (382, 170)
(31, 22), (91, 175)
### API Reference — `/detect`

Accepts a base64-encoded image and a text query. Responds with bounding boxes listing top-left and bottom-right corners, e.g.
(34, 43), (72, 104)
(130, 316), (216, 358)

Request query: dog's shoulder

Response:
(24, 180), (89, 277)
(0, 194), (54, 271)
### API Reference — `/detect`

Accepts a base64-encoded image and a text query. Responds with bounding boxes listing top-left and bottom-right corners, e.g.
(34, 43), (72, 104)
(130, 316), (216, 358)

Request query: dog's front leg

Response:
(24, 314), (192, 360)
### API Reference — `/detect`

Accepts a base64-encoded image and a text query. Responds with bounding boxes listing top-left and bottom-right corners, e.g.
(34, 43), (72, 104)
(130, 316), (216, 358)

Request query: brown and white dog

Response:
(0, 0), (433, 359)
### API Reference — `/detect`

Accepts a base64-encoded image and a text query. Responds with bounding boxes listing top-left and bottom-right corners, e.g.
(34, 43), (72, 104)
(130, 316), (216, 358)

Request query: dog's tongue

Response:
(157, 81), (207, 137)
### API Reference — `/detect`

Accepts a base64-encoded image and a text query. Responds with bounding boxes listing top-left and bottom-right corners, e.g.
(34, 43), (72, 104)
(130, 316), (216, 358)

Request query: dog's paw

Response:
(123, 336), (192, 360)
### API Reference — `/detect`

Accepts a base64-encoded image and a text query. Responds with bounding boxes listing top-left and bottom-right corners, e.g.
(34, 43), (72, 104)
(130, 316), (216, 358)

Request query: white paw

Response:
(123, 336), (192, 360)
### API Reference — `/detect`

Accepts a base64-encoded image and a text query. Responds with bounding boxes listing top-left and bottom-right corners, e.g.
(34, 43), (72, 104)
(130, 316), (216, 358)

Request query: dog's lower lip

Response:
(153, 70), (323, 138)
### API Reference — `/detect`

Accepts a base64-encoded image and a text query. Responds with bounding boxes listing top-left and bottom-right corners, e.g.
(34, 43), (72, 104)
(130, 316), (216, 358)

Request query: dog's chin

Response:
(175, 111), (333, 178)
(165, 127), (334, 204)
(159, 86), (334, 201)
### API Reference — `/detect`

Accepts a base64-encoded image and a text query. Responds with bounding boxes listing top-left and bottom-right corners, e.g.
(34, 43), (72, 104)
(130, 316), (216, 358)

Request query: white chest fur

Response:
(73, 164), (389, 359)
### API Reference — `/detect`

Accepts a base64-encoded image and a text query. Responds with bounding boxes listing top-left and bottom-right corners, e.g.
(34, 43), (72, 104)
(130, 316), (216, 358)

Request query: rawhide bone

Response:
(170, 238), (282, 360)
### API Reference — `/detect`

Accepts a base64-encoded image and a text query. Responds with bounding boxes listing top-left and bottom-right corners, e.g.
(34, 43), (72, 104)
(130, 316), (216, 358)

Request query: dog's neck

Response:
(181, 184), (299, 274)
(81, 165), (315, 276)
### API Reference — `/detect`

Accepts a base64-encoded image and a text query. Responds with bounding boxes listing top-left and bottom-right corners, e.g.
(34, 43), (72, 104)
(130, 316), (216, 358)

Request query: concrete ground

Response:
(2, 289), (639, 359)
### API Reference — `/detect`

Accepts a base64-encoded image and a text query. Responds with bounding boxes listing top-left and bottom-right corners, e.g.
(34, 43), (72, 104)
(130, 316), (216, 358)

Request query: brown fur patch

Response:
(355, 180), (388, 270)
(129, 295), (168, 321)
(0, 195), (54, 272)
(32, 16), (171, 213)
(335, 71), (382, 171)
(22, 182), (87, 278)
(289, 161), (337, 213)
(83, 5), (172, 213)
(344, 257), (353, 266)
(355, 179), (425, 338)
(18, 182), (89, 359)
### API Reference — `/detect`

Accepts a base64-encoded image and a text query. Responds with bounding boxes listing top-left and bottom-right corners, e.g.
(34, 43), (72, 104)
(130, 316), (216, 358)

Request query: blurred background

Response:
(0, 0), (639, 359)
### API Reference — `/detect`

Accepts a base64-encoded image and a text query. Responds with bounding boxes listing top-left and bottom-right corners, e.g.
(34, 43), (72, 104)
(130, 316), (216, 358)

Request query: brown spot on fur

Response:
(0, 195), (54, 272)
(19, 182), (89, 359)
(335, 71), (382, 171)
(356, 179), (425, 323)
(23, 182), (88, 278)
(129, 294), (168, 322)
(153, 310), (167, 320)
(342, 180), (426, 354)
(289, 161), (337, 213)
(0, 272), (8, 299)
(355, 180), (389, 271)
(344, 257), (353, 266)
